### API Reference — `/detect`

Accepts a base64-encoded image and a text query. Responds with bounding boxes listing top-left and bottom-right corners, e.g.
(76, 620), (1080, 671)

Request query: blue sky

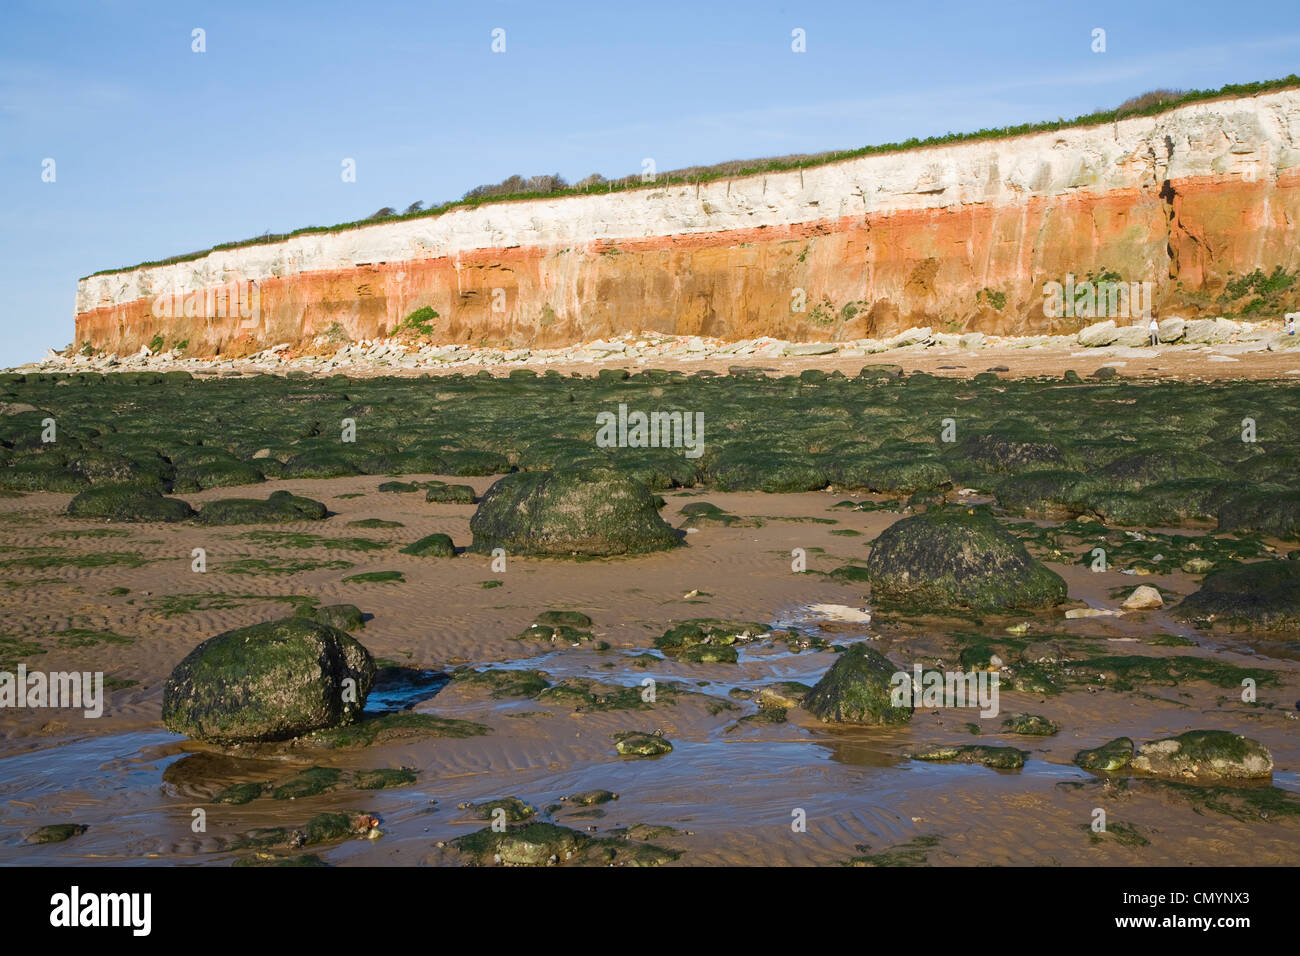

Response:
(1, 0), (1297, 366)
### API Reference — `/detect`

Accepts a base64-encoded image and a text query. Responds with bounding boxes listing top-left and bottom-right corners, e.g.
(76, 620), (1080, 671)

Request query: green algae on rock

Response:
(469, 465), (680, 556)
(803, 643), (912, 725)
(458, 796), (537, 822)
(910, 745), (1027, 770)
(195, 490), (328, 525)
(66, 484), (195, 522)
(399, 532), (456, 557)
(455, 667), (551, 699)
(232, 852), (327, 867)
(534, 610), (593, 628)
(305, 711), (490, 748)
(162, 617), (375, 745)
(295, 603), (366, 631)
(654, 619), (768, 655)
(864, 506), (1067, 611)
(536, 676), (671, 711)
(1130, 730), (1273, 780)
(1174, 560), (1300, 631)
(26, 823), (88, 844)
(564, 789), (618, 806)
(424, 483), (477, 504)
(846, 834), (940, 867)
(449, 821), (680, 867)
(1001, 713), (1060, 736)
(236, 811), (380, 850)
(354, 767), (418, 790)
(212, 782), (268, 805)
(1073, 737), (1135, 771)
(341, 570), (404, 583)
(614, 731), (673, 756)
(678, 644), (739, 663)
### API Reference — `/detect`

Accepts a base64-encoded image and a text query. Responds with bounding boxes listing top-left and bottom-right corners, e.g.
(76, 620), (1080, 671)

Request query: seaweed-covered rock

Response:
(614, 731), (673, 756)
(1001, 713), (1059, 736)
(453, 822), (582, 865)
(174, 459), (264, 490)
(803, 643), (912, 725)
(296, 603), (366, 631)
(1130, 731), (1273, 780)
(994, 470), (1096, 516)
(66, 484), (195, 522)
(459, 797), (536, 822)
(1174, 560), (1300, 630)
(281, 452), (361, 479)
(400, 532), (456, 557)
(469, 465), (679, 556)
(1216, 486), (1300, 539)
(565, 789), (618, 806)
(957, 434), (1065, 474)
(437, 449), (510, 476)
(863, 506), (1067, 610)
(26, 823), (88, 844)
(910, 745), (1027, 769)
(1073, 737), (1134, 772)
(679, 644), (739, 663)
(1100, 450), (1227, 489)
(449, 821), (677, 867)
(424, 483), (477, 504)
(162, 617), (375, 744)
(0, 461), (90, 493)
(708, 446), (830, 492)
(654, 619), (767, 655)
(195, 490), (329, 525)
(535, 610), (593, 628)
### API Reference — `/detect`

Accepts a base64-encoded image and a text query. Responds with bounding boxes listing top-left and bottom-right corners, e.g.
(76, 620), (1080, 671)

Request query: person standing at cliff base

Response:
(1149, 316), (1160, 347)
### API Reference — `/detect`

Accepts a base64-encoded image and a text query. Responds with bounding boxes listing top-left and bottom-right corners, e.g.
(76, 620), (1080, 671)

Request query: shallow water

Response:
(3, 595), (1296, 866)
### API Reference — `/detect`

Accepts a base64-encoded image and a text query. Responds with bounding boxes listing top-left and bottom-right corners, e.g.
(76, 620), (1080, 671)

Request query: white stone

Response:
(1121, 585), (1164, 610)
(1077, 320), (1119, 347)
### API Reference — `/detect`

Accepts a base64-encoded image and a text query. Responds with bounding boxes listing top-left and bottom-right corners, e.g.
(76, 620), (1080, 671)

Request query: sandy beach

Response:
(2, 470), (1296, 866)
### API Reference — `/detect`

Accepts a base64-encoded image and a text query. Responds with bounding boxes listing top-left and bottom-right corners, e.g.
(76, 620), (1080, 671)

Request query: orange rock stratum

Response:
(75, 89), (1300, 357)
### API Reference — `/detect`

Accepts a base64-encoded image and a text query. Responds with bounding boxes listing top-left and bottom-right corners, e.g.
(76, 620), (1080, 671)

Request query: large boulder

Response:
(1112, 325), (1153, 348)
(1130, 730), (1273, 780)
(469, 465), (679, 556)
(67, 484), (195, 522)
(195, 490), (328, 525)
(162, 617), (375, 745)
(1183, 317), (1237, 344)
(803, 643), (912, 725)
(864, 506), (1068, 610)
(1173, 560), (1300, 630)
(1157, 317), (1186, 342)
(1077, 320), (1119, 347)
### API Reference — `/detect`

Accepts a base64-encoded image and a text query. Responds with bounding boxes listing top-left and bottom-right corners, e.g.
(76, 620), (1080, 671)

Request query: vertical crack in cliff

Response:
(1159, 178), (1180, 278)
(1159, 177), (1211, 283)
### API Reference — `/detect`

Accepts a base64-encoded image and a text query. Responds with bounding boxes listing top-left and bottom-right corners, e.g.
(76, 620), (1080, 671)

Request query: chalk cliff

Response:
(75, 89), (1300, 356)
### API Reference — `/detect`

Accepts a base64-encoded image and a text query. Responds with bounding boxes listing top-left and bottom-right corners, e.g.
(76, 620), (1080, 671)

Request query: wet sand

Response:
(1, 480), (1297, 866)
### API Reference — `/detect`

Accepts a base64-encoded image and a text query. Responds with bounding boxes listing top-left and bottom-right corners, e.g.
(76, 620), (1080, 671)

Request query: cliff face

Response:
(75, 90), (1300, 356)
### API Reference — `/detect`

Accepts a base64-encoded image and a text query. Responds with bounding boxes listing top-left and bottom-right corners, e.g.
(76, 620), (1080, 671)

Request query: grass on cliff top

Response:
(84, 74), (1300, 279)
